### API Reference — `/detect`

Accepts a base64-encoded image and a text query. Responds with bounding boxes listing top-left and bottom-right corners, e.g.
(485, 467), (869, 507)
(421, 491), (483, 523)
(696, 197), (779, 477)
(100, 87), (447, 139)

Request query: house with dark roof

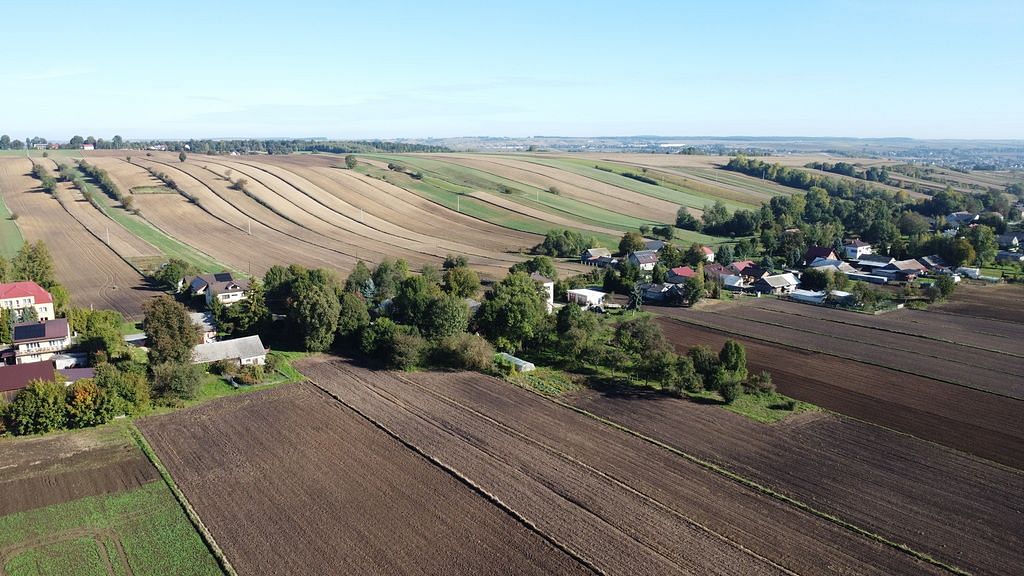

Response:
(190, 273), (251, 308)
(946, 211), (979, 228)
(0, 363), (56, 400)
(802, 246), (839, 266)
(0, 281), (55, 322)
(917, 254), (949, 271)
(627, 250), (659, 272)
(5, 319), (72, 365)
(855, 254), (895, 271)
(996, 233), (1020, 250)
(642, 239), (666, 252)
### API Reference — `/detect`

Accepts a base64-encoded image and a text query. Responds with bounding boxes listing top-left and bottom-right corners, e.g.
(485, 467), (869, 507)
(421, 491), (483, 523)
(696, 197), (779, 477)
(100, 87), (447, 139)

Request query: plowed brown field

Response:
(656, 317), (1024, 468)
(0, 426), (159, 516)
(298, 358), (947, 575)
(138, 383), (590, 576)
(567, 386), (1024, 576)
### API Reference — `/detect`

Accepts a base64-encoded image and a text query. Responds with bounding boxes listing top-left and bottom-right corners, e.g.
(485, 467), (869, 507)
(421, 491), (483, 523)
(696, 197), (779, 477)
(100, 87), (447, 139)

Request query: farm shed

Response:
(789, 289), (827, 304)
(566, 288), (607, 309)
(192, 335), (267, 366)
(190, 312), (218, 344)
(754, 273), (799, 295)
(496, 353), (535, 372)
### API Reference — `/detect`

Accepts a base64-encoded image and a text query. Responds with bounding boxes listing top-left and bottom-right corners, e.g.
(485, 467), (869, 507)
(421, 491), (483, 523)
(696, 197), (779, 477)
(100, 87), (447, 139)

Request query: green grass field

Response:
(369, 154), (668, 231)
(65, 165), (229, 274)
(0, 481), (222, 576)
(0, 194), (23, 258)
(356, 163), (622, 248)
(519, 156), (754, 214)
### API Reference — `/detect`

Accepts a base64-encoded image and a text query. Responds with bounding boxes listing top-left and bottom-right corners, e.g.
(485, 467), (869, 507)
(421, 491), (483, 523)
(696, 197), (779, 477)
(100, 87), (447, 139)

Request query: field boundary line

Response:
(661, 314), (1023, 402)
(129, 425), (237, 576)
(308, 380), (604, 575)
(378, 370), (799, 576)
(546, 396), (971, 576)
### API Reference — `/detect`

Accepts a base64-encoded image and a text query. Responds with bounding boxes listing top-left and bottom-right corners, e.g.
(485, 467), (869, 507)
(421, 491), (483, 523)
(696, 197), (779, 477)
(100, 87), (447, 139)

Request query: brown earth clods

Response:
(137, 383), (590, 576)
(567, 385), (1024, 576)
(656, 316), (1024, 469)
(297, 358), (948, 576)
(0, 426), (159, 516)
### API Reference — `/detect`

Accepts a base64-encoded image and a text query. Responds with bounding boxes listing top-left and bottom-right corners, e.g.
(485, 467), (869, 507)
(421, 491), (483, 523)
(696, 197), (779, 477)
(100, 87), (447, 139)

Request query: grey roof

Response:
(582, 247), (611, 259)
(643, 239), (666, 251)
(629, 250), (659, 265)
(857, 254), (895, 265)
(189, 312), (217, 333)
(192, 335), (266, 364)
(758, 273), (799, 288)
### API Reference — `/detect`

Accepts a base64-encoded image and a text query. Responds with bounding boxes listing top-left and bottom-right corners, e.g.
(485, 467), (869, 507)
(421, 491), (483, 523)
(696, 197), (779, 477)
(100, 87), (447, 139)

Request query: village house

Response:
(0, 363), (56, 401)
(802, 246), (840, 266)
(996, 250), (1024, 263)
(875, 259), (928, 281)
(0, 281), (55, 322)
(4, 319), (72, 365)
(593, 255), (619, 269)
(192, 335), (267, 366)
(643, 238), (667, 252)
(728, 260), (769, 283)
(566, 288), (607, 309)
(854, 253), (896, 271)
(700, 245), (715, 263)
(628, 250), (659, 272)
(754, 273), (799, 295)
(842, 239), (873, 260)
(666, 265), (696, 284)
(946, 211), (979, 228)
(807, 257), (858, 274)
(190, 312), (218, 344)
(641, 282), (676, 304)
(996, 233), (1020, 251)
(190, 273), (250, 308)
(580, 247), (612, 265)
(917, 254), (950, 272)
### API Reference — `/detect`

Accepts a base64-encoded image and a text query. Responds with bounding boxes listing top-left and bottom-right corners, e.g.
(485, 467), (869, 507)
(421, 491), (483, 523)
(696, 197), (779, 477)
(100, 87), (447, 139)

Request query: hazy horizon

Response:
(3, 0), (1021, 141)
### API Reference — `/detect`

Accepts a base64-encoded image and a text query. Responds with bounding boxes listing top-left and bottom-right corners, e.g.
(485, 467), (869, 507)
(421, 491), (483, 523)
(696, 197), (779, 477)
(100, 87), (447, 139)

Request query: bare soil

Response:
(0, 426), (159, 516)
(656, 316), (1024, 468)
(567, 385), (1024, 576)
(137, 383), (589, 576)
(299, 357), (947, 576)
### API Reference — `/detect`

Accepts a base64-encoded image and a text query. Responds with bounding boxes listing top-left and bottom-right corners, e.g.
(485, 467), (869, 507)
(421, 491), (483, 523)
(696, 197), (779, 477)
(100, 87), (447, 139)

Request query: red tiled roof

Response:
(729, 260), (755, 272)
(669, 266), (696, 278)
(701, 246), (714, 255)
(0, 281), (53, 305)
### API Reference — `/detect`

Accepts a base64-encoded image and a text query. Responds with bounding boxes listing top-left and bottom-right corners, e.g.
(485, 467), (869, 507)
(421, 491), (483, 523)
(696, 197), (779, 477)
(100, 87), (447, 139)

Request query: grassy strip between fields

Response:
(549, 399), (970, 576)
(0, 193), (23, 258)
(355, 163), (621, 248)
(129, 425), (237, 576)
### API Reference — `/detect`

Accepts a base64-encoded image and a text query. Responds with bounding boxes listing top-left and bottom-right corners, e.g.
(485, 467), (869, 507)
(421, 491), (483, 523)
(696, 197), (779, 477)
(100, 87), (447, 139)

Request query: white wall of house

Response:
(843, 245), (873, 260)
(15, 334), (72, 364)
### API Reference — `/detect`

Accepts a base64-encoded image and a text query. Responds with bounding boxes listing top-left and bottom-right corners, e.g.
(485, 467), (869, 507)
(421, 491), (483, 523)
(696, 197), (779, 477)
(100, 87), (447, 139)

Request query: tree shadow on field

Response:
(586, 376), (727, 406)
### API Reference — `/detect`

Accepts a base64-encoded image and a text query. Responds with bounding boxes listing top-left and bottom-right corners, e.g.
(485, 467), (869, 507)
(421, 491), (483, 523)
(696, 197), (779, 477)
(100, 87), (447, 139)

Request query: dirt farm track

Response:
(137, 358), (983, 575)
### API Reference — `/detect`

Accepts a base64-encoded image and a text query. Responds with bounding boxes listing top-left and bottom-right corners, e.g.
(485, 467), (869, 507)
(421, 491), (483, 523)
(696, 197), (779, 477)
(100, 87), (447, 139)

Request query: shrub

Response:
(429, 333), (495, 371)
(236, 364), (265, 386)
(744, 370), (775, 395)
(210, 359), (238, 376)
(390, 330), (425, 370)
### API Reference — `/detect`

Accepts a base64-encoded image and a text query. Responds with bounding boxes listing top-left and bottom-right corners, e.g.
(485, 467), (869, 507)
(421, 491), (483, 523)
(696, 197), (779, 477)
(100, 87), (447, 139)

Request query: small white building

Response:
(842, 239), (873, 260)
(628, 250), (659, 272)
(530, 272), (555, 313)
(496, 352), (535, 372)
(566, 288), (607, 309)
(192, 335), (267, 366)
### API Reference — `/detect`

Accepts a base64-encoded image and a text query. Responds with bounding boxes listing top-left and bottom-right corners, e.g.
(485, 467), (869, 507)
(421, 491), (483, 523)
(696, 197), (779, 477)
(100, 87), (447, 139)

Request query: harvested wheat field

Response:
(568, 385), (1024, 576)
(298, 357), (947, 575)
(0, 157), (155, 318)
(655, 316), (1024, 469)
(138, 383), (590, 576)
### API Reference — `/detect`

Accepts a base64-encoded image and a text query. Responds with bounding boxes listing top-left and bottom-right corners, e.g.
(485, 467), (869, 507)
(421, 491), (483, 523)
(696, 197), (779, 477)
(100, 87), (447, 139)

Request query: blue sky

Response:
(1, 0), (1021, 140)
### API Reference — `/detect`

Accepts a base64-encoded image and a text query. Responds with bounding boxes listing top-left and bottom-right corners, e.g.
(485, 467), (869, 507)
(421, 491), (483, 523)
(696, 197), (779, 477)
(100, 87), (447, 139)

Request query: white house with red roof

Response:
(700, 246), (715, 263)
(0, 281), (55, 322)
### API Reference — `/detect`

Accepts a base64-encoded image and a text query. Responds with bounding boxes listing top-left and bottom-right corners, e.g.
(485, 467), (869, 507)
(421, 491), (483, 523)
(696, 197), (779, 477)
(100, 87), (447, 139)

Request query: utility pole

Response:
(106, 227), (110, 245)
(247, 219), (251, 235)
(457, 195), (460, 213)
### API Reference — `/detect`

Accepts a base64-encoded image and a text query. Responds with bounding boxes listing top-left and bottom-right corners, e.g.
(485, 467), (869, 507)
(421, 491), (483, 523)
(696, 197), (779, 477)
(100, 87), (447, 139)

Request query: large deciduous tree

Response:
(474, 272), (548, 353)
(144, 295), (197, 365)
